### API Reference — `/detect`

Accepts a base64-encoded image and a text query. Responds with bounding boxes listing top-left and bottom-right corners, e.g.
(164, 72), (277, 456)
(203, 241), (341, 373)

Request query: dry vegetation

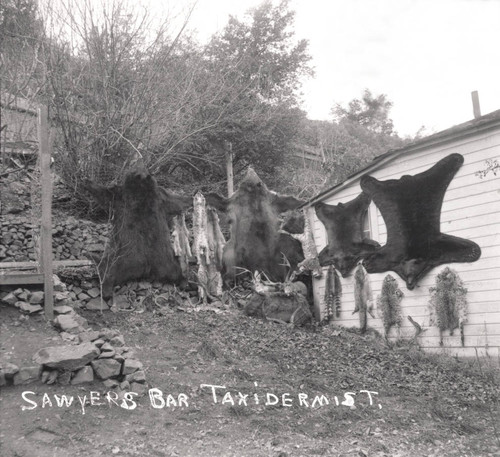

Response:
(1, 301), (499, 457)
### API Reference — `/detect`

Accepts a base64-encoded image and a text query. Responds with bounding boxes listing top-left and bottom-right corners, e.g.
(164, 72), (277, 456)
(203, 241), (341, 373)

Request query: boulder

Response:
(33, 342), (100, 371)
(78, 330), (101, 343)
(53, 275), (67, 292)
(1, 292), (18, 306)
(93, 338), (105, 348)
(54, 314), (80, 332)
(122, 359), (143, 375)
(112, 295), (130, 310)
(16, 301), (43, 314)
(87, 288), (100, 298)
(91, 359), (122, 380)
(57, 371), (72, 385)
(29, 291), (44, 304)
(54, 291), (71, 305)
(103, 379), (119, 388)
(54, 305), (74, 315)
(46, 370), (58, 385)
(109, 335), (125, 347)
(13, 366), (42, 385)
(17, 290), (30, 301)
(98, 350), (115, 359)
(60, 332), (79, 343)
(125, 370), (146, 384)
(0, 361), (19, 379)
(71, 366), (94, 385)
(85, 298), (109, 311)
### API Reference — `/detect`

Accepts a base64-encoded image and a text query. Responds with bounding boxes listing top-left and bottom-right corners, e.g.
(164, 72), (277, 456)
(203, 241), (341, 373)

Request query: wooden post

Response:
(225, 141), (234, 197)
(38, 105), (54, 320)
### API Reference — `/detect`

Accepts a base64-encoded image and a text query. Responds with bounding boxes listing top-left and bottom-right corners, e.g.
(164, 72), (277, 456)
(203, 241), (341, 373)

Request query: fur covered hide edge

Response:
(353, 263), (374, 333)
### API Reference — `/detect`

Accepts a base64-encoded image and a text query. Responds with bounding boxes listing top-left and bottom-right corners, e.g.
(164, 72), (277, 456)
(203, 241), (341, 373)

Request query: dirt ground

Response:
(1, 301), (499, 457)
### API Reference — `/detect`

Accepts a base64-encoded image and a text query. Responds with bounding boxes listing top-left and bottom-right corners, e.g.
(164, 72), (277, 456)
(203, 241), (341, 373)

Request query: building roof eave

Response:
(303, 109), (500, 207)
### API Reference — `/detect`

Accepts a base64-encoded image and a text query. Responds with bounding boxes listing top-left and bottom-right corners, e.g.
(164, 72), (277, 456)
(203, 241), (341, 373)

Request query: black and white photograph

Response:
(1, 0), (499, 455)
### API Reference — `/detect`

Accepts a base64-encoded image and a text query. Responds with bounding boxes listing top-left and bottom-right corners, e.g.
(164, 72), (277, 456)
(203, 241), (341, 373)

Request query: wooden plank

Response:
(225, 142), (234, 197)
(0, 273), (44, 285)
(0, 259), (94, 270)
(39, 105), (54, 320)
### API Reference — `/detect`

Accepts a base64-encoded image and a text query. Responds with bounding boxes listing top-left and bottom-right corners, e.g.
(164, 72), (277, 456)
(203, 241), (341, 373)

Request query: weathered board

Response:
(309, 123), (500, 358)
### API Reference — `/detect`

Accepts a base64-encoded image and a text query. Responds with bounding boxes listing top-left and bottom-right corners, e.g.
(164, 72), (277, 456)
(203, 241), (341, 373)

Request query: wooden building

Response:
(306, 109), (500, 357)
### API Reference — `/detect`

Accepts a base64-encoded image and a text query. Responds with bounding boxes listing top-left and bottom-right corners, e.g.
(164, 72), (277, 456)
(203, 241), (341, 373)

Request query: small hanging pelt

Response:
(323, 265), (342, 322)
(193, 192), (225, 301)
(334, 267), (342, 318)
(172, 213), (192, 277)
(323, 265), (335, 322)
(353, 263), (373, 333)
(287, 209), (323, 278)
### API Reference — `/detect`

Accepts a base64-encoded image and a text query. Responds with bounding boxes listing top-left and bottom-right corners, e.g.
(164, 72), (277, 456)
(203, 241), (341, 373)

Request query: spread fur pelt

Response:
(353, 263), (374, 333)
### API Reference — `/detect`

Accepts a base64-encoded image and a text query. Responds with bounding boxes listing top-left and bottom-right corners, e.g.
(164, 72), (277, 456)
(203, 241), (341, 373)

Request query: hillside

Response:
(1, 299), (499, 456)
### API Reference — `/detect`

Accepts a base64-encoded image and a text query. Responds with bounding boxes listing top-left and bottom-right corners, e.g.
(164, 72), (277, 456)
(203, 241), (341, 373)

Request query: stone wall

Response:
(0, 215), (108, 262)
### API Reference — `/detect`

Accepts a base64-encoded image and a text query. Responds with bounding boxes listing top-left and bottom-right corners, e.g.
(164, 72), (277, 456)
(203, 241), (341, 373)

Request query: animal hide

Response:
(193, 192), (224, 301)
(353, 263), (374, 333)
(205, 168), (305, 282)
(377, 274), (404, 338)
(315, 192), (380, 277)
(361, 153), (481, 290)
(428, 267), (468, 347)
(323, 265), (342, 321)
(172, 213), (192, 277)
(83, 162), (191, 299)
(282, 209), (323, 278)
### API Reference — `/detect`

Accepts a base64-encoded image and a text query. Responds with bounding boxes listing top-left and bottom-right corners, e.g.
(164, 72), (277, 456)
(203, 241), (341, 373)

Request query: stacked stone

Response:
(33, 327), (147, 395)
(0, 275), (147, 395)
(1, 278), (73, 314)
(0, 215), (108, 262)
(0, 329), (146, 396)
(58, 277), (195, 312)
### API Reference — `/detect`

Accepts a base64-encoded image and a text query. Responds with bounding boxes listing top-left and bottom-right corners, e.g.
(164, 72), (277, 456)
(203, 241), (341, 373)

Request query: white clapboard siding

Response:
(309, 122), (500, 358)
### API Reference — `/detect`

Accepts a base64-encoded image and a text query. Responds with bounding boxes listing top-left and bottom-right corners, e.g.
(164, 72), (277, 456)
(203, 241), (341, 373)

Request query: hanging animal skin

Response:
(360, 153), (481, 290)
(353, 263), (374, 333)
(314, 192), (380, 277)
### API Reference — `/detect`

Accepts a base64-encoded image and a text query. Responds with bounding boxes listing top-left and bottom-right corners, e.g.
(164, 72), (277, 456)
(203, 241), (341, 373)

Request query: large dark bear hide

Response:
(206, 168), (305, 282)
(84, 165), (192, 299)
(360, 153), (481, 289)
(314, 192), (380, 277)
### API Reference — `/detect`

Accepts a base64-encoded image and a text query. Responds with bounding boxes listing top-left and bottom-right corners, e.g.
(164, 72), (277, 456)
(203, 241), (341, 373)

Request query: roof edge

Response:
(304, 109), (500, 207)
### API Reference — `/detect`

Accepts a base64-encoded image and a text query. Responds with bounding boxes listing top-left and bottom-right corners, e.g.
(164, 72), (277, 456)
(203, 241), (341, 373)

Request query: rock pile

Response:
(0, 275), (147, 395)
(0, 215), (108, 262)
